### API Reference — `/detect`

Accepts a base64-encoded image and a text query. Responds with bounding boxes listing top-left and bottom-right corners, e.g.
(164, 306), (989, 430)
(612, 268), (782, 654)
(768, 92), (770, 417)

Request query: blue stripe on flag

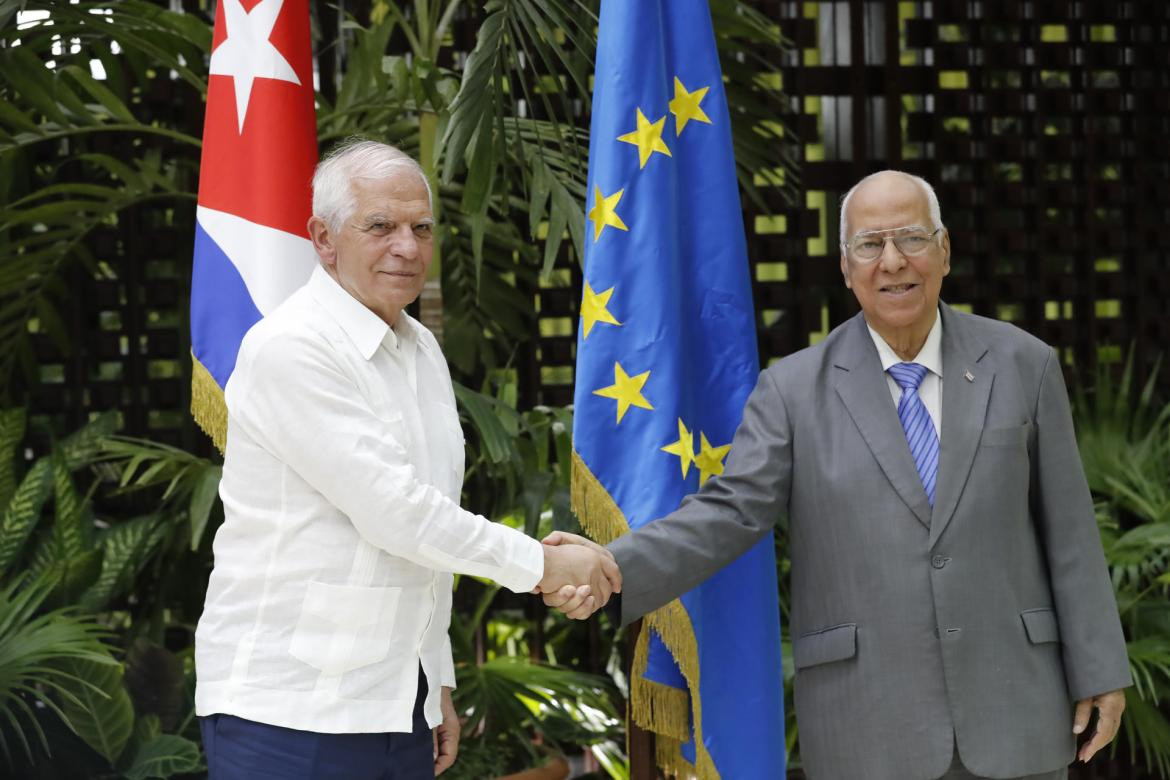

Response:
(191, 220), (263, 388)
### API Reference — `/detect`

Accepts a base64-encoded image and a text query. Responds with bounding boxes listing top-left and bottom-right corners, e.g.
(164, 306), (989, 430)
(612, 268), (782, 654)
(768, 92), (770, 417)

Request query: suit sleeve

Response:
(608, 368), (792, 624)
(1032, 348), (1131, 700)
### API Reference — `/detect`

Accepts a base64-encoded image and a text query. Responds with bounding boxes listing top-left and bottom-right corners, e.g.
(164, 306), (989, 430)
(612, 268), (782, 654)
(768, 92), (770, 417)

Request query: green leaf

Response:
(541, 193), (568, 278)
(440, 9), (505, 184)
(1, 47), (71, 126)
(51, 449), (87, 557)
(59, 411), (118, 468)
(0, 458), (53, 571)
(59, 658), (134, 763)
(526, 159), (551, 240)
(42, 549), (104, 609)
(122, 734), (202, 780)
(80, 514), (163, 611)
(454, 383), (520, 466)
(0, 408), (27, 509)
(59, 65), (136, 123)
(0, 98), (41, 134)
(188, 465), (221, 551)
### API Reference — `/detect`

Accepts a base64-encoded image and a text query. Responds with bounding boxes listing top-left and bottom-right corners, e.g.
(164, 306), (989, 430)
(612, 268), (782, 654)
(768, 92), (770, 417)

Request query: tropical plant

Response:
(0, 0), (206, 400)
(1074, 354), (1170, 778)
(0, 407), (211, 777)
(0, 573), (116, 764)
(447, 578), (624, 779)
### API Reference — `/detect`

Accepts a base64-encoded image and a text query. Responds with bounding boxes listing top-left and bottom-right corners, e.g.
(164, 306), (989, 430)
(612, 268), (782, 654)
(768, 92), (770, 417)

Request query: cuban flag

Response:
(190, 0), (318, 449)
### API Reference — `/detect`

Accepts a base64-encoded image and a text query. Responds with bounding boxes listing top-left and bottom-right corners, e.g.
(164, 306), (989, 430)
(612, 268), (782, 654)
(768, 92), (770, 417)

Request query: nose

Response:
(877, 237), (906, 272)
(386, 224), (419, 260)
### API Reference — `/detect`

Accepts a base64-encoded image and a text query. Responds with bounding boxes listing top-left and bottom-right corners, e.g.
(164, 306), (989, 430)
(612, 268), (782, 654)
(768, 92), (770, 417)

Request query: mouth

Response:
(378, 270), (417, 278)
(880, 282), (919, 295)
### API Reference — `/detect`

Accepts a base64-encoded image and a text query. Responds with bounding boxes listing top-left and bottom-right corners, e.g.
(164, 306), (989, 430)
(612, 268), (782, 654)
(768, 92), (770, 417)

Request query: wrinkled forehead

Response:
(845, 175), (932, 235)
(351, 172), (432, 216)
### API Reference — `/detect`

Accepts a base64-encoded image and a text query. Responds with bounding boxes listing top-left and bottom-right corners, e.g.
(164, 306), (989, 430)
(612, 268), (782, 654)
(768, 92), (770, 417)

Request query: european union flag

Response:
(571, 1), (785, 777)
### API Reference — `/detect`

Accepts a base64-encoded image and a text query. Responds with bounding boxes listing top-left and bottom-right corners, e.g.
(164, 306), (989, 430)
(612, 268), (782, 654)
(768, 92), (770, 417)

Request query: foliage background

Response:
(0, 1), (1167, 779)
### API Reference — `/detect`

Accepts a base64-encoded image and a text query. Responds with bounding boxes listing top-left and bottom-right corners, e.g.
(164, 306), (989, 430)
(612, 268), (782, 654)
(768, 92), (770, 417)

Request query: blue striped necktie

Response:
(887, 362), (939, 506)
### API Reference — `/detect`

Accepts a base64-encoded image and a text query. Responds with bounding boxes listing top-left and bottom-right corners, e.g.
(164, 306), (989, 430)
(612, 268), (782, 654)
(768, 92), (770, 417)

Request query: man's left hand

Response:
(1073, 688), (1126, 762)
(434, 686), (459, 775)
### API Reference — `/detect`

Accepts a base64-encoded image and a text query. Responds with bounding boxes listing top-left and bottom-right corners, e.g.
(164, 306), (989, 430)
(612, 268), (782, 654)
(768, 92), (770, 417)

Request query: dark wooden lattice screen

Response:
(25, 0), (1170, 445)
(746, 0), (1169, 384)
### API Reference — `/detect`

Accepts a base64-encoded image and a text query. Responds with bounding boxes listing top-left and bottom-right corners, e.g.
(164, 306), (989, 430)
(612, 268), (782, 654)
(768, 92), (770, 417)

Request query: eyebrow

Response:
(356, 214), (435, 227)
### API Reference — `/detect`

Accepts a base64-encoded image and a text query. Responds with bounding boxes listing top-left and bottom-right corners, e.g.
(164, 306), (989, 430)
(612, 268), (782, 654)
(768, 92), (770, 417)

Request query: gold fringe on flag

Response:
(191, 353), (227, 454)
(631, 629), (690, 741)
(656, 736), (699, 780)
(571, 450), (720, 780)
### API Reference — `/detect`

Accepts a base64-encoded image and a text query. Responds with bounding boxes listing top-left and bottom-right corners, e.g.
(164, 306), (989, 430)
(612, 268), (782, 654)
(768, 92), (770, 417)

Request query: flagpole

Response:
(627, 619), (656, 780)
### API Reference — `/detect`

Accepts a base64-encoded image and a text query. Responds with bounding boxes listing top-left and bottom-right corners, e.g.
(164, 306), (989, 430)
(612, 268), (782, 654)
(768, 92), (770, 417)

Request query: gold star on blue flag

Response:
(571, 1), (785, 778)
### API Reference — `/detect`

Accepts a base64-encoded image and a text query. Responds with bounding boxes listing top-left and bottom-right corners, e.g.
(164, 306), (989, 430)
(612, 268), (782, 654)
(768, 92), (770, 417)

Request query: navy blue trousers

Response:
(200, 669), (432, 779)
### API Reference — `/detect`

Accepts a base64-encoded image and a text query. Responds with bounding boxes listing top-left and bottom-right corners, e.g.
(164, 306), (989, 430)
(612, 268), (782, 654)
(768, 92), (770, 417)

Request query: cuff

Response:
(494, 530), (544, 594)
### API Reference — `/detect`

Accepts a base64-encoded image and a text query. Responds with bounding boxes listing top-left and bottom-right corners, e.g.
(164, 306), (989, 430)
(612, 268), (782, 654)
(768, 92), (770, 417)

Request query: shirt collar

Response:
(866, 306), (944, 378)
(306, 265), (391, 361)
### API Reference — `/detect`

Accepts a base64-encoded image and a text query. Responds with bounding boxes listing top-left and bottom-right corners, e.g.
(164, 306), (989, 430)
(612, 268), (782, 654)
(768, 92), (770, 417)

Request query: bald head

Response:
(839, 171), (944, 246)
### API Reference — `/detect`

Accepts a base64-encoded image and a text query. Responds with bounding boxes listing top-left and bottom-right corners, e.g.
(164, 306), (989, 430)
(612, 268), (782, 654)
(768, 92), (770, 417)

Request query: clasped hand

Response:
(534, 532), (621, 619)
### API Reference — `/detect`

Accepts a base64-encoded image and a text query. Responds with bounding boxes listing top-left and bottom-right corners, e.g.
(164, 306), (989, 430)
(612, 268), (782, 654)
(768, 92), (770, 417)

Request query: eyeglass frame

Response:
(841, 226), (944, 264)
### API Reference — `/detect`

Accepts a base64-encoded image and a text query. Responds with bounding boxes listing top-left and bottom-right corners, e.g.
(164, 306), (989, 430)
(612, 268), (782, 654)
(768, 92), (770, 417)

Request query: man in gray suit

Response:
(545, 171), (1130, 779)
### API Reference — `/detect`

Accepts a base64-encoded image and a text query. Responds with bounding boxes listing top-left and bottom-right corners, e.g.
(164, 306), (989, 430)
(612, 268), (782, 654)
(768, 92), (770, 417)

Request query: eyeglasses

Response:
(843, 227), (942, 263)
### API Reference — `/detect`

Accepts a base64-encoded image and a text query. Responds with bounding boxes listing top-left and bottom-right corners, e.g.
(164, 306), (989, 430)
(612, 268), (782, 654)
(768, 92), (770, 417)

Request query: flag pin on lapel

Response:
(964, 370), (975, 382)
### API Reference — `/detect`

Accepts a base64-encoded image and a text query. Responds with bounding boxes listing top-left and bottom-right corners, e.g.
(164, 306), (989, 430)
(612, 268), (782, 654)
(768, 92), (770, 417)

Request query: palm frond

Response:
(0, 574), (117, 763)
(1120, 690), (1170, 778)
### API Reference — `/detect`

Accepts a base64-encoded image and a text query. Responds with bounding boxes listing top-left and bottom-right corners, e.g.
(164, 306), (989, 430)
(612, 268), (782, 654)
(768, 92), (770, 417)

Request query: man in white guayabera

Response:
(193, 139), (618, 779)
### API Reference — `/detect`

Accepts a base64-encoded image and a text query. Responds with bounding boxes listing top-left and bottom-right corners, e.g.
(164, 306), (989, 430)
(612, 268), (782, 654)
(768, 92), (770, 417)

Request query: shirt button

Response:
(932, 555), (949, 569)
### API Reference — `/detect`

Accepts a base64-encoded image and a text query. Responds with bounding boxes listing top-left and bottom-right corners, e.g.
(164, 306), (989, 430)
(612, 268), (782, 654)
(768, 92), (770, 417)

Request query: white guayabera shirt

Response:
(194, 266), (544, 734)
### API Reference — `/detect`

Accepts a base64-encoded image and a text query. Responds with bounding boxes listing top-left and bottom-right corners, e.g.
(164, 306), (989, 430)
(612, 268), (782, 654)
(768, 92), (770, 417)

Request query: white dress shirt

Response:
(866, 308), (944, 437)
(195, 266), (544, 734)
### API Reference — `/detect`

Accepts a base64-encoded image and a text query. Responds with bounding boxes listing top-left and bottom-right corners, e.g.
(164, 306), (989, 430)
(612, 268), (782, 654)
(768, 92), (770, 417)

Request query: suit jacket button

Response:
(932, 555), (948, 569)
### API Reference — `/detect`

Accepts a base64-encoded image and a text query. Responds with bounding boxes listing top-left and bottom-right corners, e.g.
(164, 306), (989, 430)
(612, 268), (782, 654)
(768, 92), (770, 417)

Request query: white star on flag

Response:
(209, 0), (301, 134)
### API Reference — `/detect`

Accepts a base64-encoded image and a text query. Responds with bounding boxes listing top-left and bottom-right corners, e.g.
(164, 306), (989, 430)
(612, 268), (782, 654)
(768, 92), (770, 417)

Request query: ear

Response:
(840, 252), (852, 289)
(940, 229), (951, 277)
(308, 216), (337, 268)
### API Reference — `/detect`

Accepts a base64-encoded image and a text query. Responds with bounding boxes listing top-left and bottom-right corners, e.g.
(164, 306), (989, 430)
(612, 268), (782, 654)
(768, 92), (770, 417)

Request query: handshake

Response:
(534, 531), (621, 620)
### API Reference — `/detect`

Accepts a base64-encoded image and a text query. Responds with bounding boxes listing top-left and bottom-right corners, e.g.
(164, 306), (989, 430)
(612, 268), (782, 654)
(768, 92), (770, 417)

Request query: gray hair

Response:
(839, 170), (944, 246)
(311, 138), (433, 232)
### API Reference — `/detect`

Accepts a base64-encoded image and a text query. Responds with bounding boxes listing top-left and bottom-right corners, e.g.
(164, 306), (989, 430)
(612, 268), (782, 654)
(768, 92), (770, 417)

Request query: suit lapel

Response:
(833, 314), (933, 529)
(929, 304), (993, 546)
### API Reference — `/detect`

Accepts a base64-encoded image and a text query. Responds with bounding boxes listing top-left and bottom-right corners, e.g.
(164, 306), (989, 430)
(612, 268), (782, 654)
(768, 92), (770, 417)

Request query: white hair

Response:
(311, 138), (433, 232)
(838, 170), (944, 246)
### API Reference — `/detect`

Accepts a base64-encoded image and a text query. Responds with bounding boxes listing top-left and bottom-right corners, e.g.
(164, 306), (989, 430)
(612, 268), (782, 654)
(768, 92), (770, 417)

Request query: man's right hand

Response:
(537, 536), (621, 619)
(538, 532), (620, 619)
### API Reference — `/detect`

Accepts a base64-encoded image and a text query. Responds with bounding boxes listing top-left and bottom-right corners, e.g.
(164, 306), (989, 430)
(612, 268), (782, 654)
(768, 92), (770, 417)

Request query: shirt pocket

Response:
(426, 403), (465, 496)
(288, 581), (401, 676)
(370, 404), (413, 456)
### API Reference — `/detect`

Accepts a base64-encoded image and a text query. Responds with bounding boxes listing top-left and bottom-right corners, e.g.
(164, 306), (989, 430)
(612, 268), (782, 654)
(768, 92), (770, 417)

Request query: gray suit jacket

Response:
(609, 305), (1131, 780)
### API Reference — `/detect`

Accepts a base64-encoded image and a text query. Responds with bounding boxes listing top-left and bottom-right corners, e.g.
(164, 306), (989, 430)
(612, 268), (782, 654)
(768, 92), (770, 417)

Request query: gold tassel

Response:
(190, 353), (227, 454)
(570, 451), (720, 780)
(656, 737), (699, 780)
(630, 628), (690, 740)
(570, 450), (629, 546)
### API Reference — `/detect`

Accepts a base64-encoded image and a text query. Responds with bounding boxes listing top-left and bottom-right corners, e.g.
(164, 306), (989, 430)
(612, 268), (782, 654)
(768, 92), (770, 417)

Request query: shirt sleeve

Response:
(227, 329), (544, 595)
